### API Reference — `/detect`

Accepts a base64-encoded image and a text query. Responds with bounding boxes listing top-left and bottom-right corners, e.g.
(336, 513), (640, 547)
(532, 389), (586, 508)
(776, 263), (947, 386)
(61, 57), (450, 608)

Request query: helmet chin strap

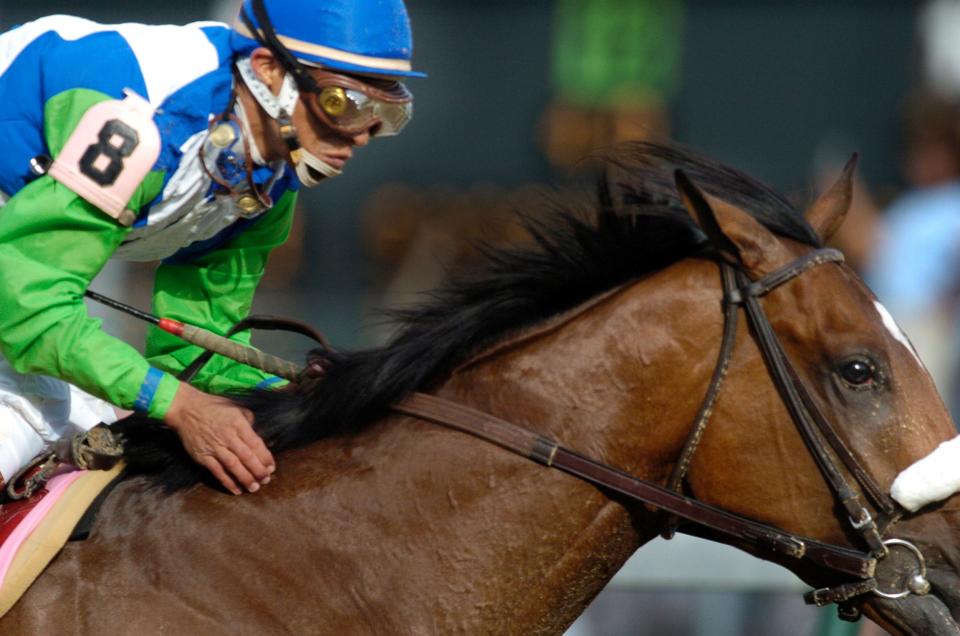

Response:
(235, 56), (342, 186)
(234, 99), (267, 166)
(296, 149), (341, 186)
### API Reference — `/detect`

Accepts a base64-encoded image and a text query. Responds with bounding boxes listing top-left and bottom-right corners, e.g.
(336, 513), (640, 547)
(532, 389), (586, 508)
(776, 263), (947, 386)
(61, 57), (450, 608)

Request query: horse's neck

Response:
(324, 420), (656, 633)
(441, 257), (723, 475)
(340, 258), (724, 632)
(14, 260), (723, 634)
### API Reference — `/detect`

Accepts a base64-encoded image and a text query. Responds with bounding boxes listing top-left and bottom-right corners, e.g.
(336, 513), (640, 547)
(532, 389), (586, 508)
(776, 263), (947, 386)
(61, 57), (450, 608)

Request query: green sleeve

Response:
(0, 88), (178, 418)
(145, 189), (297, 394)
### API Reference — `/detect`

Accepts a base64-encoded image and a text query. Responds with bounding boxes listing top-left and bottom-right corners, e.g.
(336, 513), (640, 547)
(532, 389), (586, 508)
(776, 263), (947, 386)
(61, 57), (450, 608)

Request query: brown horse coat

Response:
(4, 143), (960, 635)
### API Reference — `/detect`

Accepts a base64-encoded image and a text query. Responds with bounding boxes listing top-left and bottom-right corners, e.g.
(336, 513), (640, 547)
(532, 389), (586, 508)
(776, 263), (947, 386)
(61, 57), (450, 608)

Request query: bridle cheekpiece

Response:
(394, 247), (934, 621)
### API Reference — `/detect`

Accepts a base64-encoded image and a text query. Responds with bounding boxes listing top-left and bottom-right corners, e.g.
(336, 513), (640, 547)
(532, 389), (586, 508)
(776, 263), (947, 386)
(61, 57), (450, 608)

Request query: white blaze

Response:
(877, 300), (960, 511)
(874, 301), (924, 367)
(891, 435), (960, 512)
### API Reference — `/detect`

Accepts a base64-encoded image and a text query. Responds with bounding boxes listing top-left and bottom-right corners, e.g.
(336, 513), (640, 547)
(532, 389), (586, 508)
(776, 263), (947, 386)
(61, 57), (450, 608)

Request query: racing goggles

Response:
(306, 72), (413, 138)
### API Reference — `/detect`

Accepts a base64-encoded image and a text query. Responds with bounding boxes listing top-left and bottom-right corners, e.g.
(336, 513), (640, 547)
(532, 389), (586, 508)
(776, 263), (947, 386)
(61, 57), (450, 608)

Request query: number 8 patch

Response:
(47, 89), (161, 227)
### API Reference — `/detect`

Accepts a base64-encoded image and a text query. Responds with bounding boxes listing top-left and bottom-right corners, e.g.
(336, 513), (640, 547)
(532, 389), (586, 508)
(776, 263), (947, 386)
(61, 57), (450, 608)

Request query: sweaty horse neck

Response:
(388, 258), (728, 631)
(3, 260), (728, 634)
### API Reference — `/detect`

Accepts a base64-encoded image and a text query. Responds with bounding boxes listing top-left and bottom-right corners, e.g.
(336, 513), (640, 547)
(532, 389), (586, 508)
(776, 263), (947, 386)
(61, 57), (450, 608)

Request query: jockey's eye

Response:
(837, 357), (879, 389)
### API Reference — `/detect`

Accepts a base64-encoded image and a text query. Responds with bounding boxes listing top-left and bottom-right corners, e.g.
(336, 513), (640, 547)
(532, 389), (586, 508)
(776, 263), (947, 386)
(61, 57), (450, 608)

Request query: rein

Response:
(394, 392), (875, 576)
(91, 247), (930, 618)
(391, 248), (928, 616)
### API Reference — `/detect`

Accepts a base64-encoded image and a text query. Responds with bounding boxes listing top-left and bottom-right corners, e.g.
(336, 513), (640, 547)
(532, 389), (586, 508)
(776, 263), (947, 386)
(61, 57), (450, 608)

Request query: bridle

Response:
(392, 247), (933, 619)
(88, 243), (933, 619)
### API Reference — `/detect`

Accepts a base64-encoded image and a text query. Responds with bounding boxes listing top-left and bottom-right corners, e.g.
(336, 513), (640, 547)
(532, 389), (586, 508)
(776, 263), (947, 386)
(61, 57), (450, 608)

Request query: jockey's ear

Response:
(675, 169), (793, 278)
(805, 153), (857, 243)
(249, 47), (285, 93)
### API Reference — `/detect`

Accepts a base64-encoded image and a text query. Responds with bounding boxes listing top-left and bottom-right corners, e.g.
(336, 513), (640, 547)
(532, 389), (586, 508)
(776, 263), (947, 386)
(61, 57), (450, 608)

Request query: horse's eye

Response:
(838, 358), (876, 387)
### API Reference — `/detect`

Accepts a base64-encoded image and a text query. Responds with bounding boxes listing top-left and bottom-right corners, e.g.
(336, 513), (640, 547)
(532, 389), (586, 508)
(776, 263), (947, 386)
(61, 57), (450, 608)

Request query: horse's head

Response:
(675, 160), (960, 634)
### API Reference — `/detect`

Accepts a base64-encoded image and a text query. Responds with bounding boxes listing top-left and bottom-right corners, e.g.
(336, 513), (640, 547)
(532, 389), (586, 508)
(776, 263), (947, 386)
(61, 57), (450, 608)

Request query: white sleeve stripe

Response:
(0, 16), (225, 107)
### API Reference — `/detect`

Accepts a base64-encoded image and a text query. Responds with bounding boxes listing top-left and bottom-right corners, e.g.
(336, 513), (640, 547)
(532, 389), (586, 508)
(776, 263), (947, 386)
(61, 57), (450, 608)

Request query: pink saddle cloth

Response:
(0, 465), (122, 617)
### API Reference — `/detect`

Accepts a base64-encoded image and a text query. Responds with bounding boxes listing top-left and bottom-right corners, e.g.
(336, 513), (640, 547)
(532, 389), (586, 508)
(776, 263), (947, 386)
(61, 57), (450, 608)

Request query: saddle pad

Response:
(0, 464), (123, 617)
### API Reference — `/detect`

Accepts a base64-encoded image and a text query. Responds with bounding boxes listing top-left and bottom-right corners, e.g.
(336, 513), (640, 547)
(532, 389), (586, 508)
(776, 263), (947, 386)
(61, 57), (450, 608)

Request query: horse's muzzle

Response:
(866, 570), (960, 636)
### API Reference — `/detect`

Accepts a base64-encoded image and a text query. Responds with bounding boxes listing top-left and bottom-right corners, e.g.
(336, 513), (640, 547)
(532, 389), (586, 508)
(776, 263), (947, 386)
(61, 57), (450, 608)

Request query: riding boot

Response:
(0, 356), (120, 488)
(3, 425), (123, 503)
(52, 424), (123, 472)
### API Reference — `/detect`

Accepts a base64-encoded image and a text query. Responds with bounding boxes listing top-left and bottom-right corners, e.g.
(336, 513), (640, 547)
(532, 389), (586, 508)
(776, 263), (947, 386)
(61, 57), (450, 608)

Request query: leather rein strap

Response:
(732, 258), (899, 555)
(394, 392), (874, 578)
(392, 247), (903, 589)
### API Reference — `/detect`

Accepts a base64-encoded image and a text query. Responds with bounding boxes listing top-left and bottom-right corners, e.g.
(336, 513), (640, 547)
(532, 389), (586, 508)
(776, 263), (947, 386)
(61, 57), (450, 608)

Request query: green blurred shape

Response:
(552, 0), (685, 107)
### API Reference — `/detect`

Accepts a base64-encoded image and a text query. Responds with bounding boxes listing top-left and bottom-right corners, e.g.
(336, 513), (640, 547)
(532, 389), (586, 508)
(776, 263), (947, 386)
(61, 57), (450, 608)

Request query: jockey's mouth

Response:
(295, 149), (349, 183)
(306, 164), (325, 181)
(321, 153), (349, 171)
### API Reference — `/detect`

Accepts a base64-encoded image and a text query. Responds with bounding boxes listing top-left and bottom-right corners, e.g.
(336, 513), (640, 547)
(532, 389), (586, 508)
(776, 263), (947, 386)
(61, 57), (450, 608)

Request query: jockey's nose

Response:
(352, 129), (372, 147)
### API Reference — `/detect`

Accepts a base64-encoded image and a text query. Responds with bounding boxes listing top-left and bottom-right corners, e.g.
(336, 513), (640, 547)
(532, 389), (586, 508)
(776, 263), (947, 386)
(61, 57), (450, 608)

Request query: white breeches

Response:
(0, 357), (117, 483)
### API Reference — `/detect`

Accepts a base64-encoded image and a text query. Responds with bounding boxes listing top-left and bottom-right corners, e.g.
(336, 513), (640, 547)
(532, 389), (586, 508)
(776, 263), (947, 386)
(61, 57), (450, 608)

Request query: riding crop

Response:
(84, 289), (304, 382)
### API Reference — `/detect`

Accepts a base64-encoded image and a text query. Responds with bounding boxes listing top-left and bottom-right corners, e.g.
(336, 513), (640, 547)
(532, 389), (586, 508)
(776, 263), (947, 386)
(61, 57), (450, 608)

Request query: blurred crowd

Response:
(827, 0), (960, 421)
(362, 0), (960, 430)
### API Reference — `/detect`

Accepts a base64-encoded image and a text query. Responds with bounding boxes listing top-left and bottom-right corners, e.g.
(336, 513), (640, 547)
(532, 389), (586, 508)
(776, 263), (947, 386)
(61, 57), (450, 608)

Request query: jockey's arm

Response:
(140, 192), (296, 494)
(145, 189), (297, 393)
(0, 88), (175, 418)
(0, 89), (273, 493)
(0, 173), (177, 418)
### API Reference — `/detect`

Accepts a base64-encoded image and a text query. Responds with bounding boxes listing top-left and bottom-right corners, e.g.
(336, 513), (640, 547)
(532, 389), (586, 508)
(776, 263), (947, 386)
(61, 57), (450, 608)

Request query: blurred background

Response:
(5, 0), (960, 634)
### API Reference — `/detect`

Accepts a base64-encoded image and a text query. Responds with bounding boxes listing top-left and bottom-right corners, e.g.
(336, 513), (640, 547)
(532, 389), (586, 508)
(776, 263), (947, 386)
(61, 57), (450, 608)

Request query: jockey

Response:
(0, 0), (423, 496)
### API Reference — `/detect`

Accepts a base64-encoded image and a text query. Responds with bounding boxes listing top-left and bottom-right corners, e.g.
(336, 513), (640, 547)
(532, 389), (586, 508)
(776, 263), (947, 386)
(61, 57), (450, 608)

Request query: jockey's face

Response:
(288, 79), (374, 180)
(246, 48), (391, 183)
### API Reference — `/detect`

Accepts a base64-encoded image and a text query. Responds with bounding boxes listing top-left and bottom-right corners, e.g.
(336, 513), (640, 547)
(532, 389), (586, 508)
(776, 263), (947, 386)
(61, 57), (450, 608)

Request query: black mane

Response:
(115, 141), (822, 489)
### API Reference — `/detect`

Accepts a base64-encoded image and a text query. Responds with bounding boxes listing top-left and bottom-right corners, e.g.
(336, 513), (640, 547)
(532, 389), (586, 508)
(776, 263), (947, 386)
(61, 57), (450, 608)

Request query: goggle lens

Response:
(319, 86), (350, 117)
(314, 82), (412, 137)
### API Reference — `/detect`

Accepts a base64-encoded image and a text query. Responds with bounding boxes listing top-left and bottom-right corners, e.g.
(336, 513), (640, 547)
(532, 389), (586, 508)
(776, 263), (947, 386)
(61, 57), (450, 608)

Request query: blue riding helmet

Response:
(233, 0), (426, 79)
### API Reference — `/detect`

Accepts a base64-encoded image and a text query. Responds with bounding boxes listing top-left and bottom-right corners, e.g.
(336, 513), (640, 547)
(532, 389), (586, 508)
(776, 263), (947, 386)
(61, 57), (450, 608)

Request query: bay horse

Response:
(4, 143), (960, 635)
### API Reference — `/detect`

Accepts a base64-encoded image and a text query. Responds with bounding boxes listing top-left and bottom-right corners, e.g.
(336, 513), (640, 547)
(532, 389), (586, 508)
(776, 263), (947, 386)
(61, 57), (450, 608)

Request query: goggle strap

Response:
(241, 0), (320, 94)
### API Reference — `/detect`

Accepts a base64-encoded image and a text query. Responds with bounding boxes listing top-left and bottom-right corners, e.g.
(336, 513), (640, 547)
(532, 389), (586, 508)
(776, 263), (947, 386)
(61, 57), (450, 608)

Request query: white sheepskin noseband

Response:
(891, 435), (960, 512)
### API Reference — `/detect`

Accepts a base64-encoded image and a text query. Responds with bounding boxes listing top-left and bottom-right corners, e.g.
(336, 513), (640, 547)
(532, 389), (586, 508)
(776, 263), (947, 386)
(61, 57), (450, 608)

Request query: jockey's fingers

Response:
(200, 456), (242, 496)
(216, 446), (260, 493)
(237, 425), (275, 474)
(228, 434), (272, 483)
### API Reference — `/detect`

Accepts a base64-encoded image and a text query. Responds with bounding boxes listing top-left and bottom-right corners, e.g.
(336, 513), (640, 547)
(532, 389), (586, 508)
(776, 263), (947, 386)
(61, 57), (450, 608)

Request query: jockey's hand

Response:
(164, 383), (276, 495)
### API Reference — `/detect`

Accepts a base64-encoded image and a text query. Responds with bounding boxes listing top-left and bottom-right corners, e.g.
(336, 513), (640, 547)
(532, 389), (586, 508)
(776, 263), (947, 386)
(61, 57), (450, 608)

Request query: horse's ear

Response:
(805, 153), (857, 242)
(675, 169), (738, 262)
(675, 169), (792, 275)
